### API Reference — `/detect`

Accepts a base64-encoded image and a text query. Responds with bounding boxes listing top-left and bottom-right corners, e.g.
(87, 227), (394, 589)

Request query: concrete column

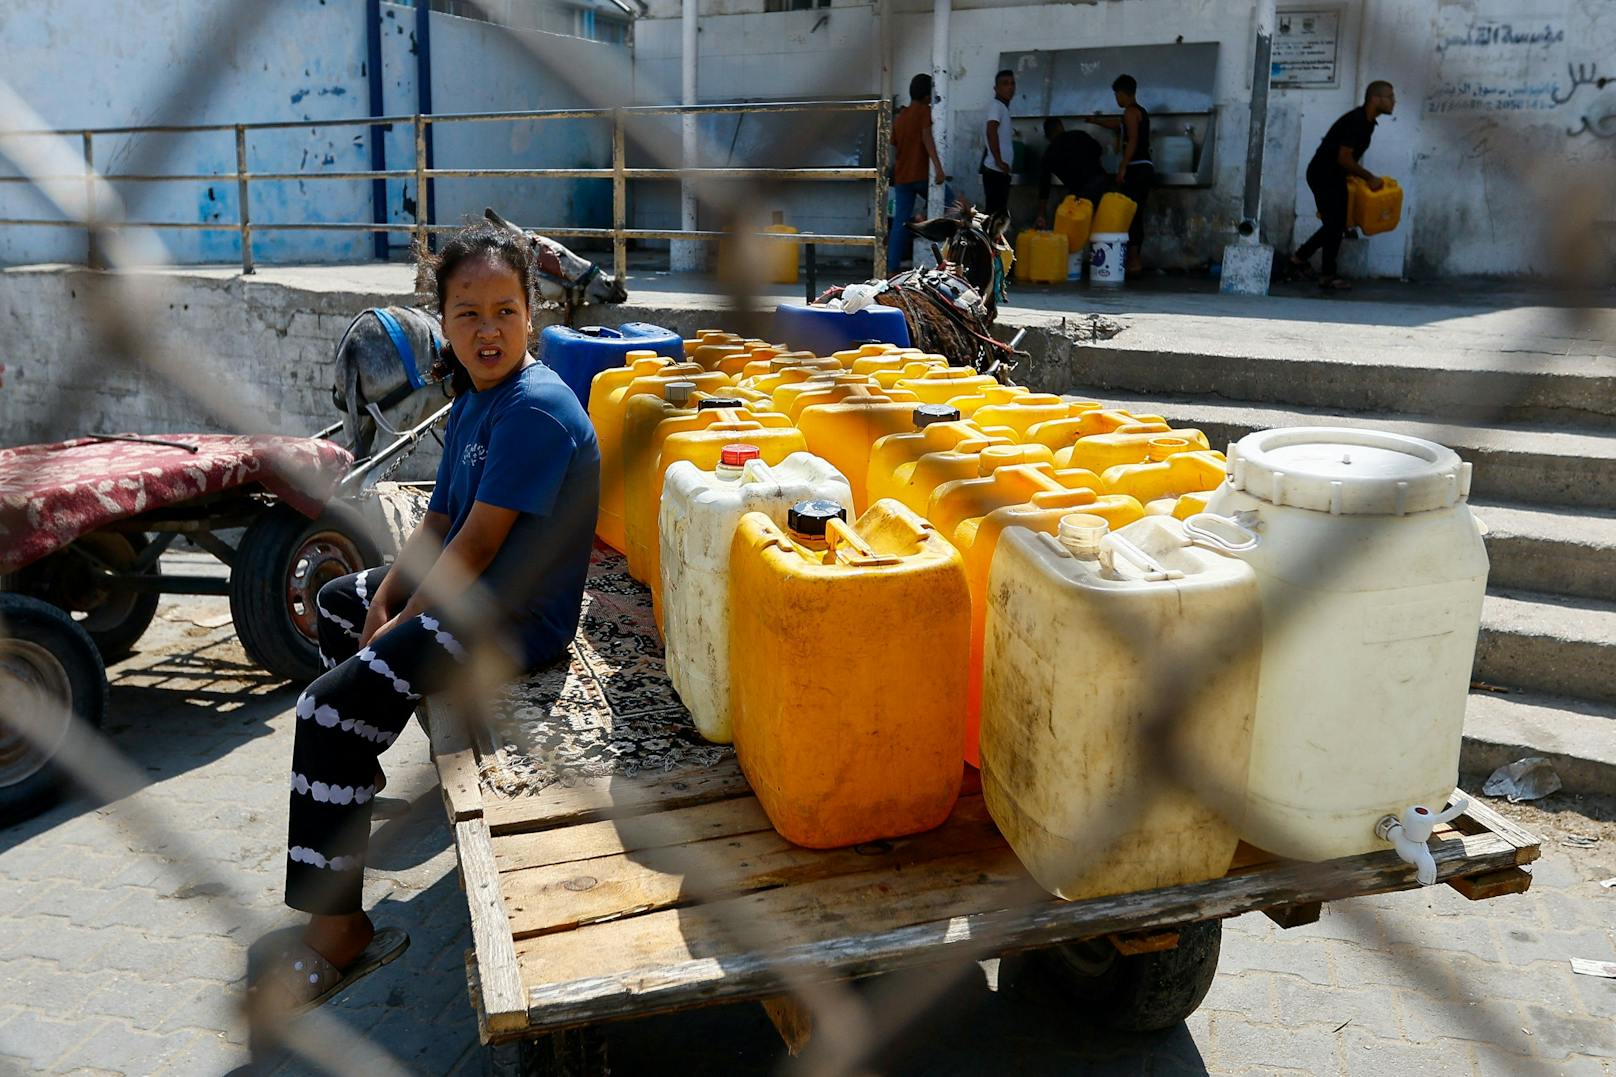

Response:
(1221, 0), (1277, 296)
(877, 0), (893, 106)
(671, 0), (702, 272)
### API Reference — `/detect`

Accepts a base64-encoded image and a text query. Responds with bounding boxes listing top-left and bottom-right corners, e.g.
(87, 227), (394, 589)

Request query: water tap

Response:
(1374, 794), (1471, 886)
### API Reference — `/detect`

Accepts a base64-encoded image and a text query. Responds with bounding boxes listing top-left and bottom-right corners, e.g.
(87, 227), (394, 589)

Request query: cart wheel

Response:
(484, 1028), (608, 1077)
(71, 532), (162, 661)
(230, 504), (380, 681)
(0, 594), (107, 824)
(1045, 919), (1222, 1032)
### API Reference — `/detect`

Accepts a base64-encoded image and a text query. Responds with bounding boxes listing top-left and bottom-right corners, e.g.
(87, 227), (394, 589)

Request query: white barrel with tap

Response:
(1196, 427), (1488, 861)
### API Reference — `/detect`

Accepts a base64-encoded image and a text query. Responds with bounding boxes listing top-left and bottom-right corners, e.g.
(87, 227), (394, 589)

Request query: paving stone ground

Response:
(2, 559), (1614, 1076)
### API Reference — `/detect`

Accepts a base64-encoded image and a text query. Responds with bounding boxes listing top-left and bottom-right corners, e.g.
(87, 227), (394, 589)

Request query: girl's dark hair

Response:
(417, 221), (538, 395)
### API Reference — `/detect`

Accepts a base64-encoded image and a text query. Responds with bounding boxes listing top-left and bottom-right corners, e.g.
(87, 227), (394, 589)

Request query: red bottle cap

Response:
(720, 443), (762, 467)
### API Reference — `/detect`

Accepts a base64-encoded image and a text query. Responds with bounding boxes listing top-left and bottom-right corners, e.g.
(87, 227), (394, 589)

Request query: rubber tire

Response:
(76, 532), (162, 662)
(0, 594), (108, 825)
(1046, 919), (1223, 1033)
(229, 504), (381, 682)
(483, 1029), (608, 1077)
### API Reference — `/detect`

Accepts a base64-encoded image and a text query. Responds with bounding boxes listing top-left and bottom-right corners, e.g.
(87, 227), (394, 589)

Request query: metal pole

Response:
(413, 115), (428, 254)
(928, 0), (951, 266)
(1241, 0), (1276, 231)
(235, 125), (254, 274)
(415, 0), (437, 232)
(365, 0), (390, 260)
(612, 108), (627, 282)
(81, 132), (98, 268)
(874, 98), (891, 277)
(805, 242), (817, 303)
(671, 0), (700, 272)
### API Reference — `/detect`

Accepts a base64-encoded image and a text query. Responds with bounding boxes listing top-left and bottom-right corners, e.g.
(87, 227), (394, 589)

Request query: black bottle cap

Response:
(697, 397), (747, 410)
(786, 499), (847, 538)
(914, 404), (961, 429)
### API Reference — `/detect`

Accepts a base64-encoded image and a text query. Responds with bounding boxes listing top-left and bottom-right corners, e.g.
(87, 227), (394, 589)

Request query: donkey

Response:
(819, 201), (1021, 380)
(334, 209), (629, 458)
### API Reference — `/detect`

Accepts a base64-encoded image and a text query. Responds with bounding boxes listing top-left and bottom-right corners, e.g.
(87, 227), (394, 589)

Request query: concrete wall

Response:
(0, 0), (625, 267)
(1262, 0), (1616, 279)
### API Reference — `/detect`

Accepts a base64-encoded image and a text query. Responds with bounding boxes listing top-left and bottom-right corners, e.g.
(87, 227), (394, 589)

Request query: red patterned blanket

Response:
(0, 435), (353, 575)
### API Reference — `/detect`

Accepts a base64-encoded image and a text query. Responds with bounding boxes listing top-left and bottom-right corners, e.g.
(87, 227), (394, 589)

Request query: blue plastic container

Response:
(540, 323), (684, 408)
(772, 302), (911, 358)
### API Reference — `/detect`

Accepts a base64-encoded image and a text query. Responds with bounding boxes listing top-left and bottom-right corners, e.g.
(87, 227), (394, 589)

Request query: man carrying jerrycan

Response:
(1290, 80), (1397, 292)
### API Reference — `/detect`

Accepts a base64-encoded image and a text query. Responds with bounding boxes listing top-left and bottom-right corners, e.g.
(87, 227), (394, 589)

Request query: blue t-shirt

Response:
(427, 360), (600, 668)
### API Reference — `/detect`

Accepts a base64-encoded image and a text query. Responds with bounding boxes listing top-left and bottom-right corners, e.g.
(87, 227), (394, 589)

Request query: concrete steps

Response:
(1476, 591), (1616, 706)
(1086, 393), (1616, 510)
(1461, 690), (1616, 794)
(1472, 500), (1616, 601)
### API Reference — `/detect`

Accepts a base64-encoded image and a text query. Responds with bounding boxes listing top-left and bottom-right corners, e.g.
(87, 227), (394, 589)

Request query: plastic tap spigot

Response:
(1374, 794), (1471, 886)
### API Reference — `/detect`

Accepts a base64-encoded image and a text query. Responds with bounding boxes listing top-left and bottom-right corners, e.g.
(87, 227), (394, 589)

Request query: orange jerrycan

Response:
(644, 416), (808, 626)
(895, 366), (1000, 404)
(741, 350), (836, 381)
(1062, 427), (1210, 473)
(686, 338), (749, 373)
(934, 465), (1146, 766)
(1014, 229), (1069, 284)
(1025, 407), (1162, 452)
(730, 498), (969, 848)
(700, 342), (775, 377)
(591, 355), (730, 550)
(623, 401), (796, 585)
(1100, 443), (1228, 504)
(797, 392), (930, 511)
(901, 441), (1055, 516)
(868, 420), (1012, 510)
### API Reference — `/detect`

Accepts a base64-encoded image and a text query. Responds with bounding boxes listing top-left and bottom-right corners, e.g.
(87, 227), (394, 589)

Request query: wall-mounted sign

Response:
(1273, 8), (1341, 88)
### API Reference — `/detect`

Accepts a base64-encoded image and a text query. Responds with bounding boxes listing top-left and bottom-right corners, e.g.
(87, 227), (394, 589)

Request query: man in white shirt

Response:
(981, 69), (1015, 216)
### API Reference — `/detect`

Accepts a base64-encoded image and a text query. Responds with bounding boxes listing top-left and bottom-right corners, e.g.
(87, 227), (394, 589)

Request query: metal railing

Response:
(0, 98), (891, 277)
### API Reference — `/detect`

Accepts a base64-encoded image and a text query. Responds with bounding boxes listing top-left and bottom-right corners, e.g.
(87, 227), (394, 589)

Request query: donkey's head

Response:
(483, 207), (629, 314)
(909, 202), (1011, 314)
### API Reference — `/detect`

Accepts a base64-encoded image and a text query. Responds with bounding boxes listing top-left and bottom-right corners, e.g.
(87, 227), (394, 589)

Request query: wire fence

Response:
(0, 0), (1608, 1073)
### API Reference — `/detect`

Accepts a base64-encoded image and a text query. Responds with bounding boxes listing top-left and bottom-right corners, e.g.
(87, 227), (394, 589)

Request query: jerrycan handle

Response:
(1099, 532), (1184, 581)
(1182, 511), (1261, 553)
(825, 517), (901, 567)
(740, 458), (776, 484)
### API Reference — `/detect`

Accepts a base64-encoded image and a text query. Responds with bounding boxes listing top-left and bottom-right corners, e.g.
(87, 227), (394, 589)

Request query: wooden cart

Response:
(420, 553), (1541, 1075)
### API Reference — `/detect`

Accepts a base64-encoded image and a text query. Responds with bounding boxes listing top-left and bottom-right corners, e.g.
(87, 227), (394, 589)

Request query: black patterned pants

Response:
(284, 567), (472, 915)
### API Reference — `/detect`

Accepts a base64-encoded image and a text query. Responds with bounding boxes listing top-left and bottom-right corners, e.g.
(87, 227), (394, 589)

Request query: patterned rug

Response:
(477, 541), (734, 797)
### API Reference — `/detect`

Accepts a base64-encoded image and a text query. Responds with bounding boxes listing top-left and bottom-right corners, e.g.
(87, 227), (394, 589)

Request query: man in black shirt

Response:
(1034, 118), (1108, 229)
(1292, 81), (1396, 290)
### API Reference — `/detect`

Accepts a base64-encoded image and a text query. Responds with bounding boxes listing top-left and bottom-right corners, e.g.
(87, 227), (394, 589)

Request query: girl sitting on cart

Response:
(253, 220), (601, 1014)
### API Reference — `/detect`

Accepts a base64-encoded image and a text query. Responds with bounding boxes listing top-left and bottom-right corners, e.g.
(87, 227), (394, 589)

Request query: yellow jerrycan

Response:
(980, 514), (1260, 899)
(796, 392), (931, 512)
(829, 342), (908, 370)
(1061, 426), (1210, 473)
(868, 420), (1015, 510)
(851, 351), (943, 378)
(895, 366), (1000, 404)
(645, 417), (809, 627)
(1151, 489), (1215, 519)
(730, 498), (969, 848)
(967, 389), (1086, 438)
(1025, 407), (1163, 452)
(765, 211), (800, 284)
(684, 329), (743, 357)
(1347, 176), (1403, 236)
(901, 441), (1056, 517)
(591, 355), (731, 551)
(740, 350), (836, 382)
(1054, 196), (1094, 275)
(686, 338), (751, 373)
(778, 374), (897, 424)
(700, 343), (776, 378)
(1100, 443), (1228, 504)
(872, 359), (954, 390)
(943, 383), (1027, 419)
(623, 401), (797, 586)
(935, 464), (1146, 766)
(1014, 229), (1069, 284)
(1092, 191), (1138, 234)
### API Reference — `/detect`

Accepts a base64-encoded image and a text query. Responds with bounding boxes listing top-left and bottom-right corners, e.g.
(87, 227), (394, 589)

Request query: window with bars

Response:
(763, 0), (831, 11)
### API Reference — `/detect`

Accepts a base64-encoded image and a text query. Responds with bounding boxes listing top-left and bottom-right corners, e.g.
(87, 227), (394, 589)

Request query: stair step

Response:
(1476, 591), (1616, 705)
(1078, 393), (1616, 510)
(1021, 327), (1616, 429)
(1462, 689), (1616, 795)
(1473, 500), (1616, 600)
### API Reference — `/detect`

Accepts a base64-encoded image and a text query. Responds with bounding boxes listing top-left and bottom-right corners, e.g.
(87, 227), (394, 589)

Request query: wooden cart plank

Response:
(1452, 798), (1541, 863)
(506, 829), (1524, 1034)
(482, 758), (752, 836)
(502, 796), (1008, 939)
(454, 817), (529, 1036)
(423, 701), (484, 823)
(494, 796), (775, 874)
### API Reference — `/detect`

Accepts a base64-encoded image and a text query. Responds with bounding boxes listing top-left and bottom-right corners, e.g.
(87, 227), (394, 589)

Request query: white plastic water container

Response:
(660, 451), (854, 743)
(980, 513), (1261, 901)
(1198, 427), (1489, 861)
(1089, 232), (1128, 286)
(1157, 135), (1195, 175)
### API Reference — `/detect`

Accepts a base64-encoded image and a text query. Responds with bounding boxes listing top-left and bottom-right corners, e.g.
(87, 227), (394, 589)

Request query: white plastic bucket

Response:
(1089, 232), (1129, 286)
(1066, 253), (1084, 281)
